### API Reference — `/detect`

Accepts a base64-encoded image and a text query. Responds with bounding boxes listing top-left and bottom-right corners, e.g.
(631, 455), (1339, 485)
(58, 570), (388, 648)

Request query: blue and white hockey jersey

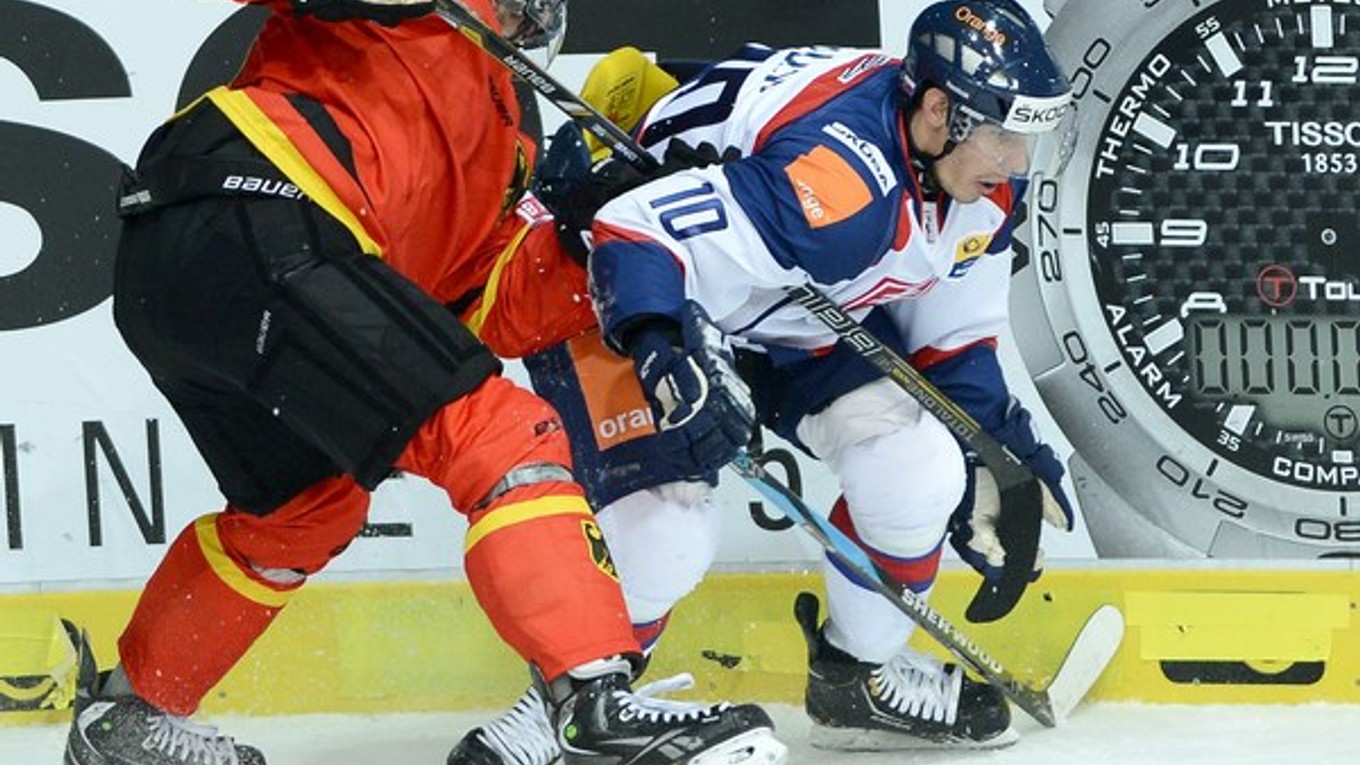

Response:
(588, 44), (1023, 370)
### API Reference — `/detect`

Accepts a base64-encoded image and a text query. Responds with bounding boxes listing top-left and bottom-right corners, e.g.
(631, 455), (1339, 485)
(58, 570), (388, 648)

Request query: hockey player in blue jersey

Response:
(450, 1), (1079, 761)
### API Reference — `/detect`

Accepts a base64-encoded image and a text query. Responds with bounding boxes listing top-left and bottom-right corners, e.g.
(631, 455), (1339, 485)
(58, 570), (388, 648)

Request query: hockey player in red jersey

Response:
(62, 2), (786, 765)
(452, 1), (1078, 761)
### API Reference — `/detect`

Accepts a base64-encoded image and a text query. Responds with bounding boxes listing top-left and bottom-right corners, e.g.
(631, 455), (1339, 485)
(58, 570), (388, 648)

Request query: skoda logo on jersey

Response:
(821, 122), (896, 195)
(948, 233), (992, 278)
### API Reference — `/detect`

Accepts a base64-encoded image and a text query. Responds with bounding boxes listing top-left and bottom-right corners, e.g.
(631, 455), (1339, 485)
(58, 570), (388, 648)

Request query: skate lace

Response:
(614, 673), (732, 724)
(871, 652), (962, 726)
(478, 686), (559, 765)
(141, 713), (241, 765)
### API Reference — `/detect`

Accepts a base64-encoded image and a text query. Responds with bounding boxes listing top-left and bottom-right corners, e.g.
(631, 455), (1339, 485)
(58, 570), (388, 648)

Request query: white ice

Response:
(7, 701), (1360, 765)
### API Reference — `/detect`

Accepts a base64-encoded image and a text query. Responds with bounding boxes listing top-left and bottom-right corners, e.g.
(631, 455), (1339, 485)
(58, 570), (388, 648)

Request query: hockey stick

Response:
(780, 285), (1043, 623)
(434, 0), (1044, 623)
(733, 450), (1123, 728)
(433, 0), (657, 172)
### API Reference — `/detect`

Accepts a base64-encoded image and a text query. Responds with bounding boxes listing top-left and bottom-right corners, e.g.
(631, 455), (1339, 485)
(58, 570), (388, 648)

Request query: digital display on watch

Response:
(1188, 315), (1360, 420)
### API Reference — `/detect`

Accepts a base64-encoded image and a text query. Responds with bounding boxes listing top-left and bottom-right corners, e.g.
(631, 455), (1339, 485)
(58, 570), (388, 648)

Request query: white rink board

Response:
(0, 0), (1084, 589)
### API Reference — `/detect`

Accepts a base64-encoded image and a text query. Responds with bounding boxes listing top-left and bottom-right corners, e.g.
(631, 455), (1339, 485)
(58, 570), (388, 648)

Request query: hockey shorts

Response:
(524, 328), (717, 509)
(113, 111), (499, 515)
(737, 307), (909, 453)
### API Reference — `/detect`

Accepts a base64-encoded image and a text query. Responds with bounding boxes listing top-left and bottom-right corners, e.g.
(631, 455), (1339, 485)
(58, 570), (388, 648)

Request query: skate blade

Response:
(809, 723), (1019, 752)
(687, 728), (788, 765)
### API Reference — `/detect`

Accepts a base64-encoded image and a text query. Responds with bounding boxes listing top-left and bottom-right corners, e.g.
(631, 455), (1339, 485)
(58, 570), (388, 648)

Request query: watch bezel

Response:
(1018, 0), (1359, 555)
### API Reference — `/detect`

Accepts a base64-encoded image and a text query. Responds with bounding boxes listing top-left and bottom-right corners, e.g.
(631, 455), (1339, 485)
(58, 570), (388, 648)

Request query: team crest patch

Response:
(949, 232), (993, 277)
(582, 519), (619, 581)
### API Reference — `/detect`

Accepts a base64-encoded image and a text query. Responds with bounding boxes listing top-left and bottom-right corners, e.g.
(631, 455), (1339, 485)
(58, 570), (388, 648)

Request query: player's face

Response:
(935, 126), (1027, 202)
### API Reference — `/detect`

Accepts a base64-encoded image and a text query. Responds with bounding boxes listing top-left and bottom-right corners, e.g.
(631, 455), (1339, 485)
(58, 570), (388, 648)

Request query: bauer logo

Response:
(221, 175), (306, 200)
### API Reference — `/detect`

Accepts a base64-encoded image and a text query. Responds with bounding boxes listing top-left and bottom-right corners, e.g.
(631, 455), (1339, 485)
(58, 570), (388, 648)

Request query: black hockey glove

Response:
(547, 138), (741, 263)
(290, 0), (434, 26)
(948, 400), (1074, 584)
(625, 302), (755, 476)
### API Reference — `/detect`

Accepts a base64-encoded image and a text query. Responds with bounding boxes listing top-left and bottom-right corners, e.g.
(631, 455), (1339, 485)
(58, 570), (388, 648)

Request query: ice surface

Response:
(8, 701), (1359, 765)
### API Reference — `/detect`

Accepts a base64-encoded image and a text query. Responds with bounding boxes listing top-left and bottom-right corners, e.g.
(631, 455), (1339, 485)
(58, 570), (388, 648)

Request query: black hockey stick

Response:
(431, 0), (1040, 622)
(733, 450), (1123, 728)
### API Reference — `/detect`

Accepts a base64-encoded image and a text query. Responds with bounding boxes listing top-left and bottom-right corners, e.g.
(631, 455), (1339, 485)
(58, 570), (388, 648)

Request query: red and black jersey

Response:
(219, 0), (552, 320)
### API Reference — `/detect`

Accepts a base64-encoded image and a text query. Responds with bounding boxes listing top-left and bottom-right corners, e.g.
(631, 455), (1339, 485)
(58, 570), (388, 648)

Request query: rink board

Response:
(2, 565), (1358, 723)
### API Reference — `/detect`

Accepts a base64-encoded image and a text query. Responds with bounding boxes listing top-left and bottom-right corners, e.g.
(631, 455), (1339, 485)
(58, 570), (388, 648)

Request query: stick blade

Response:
(1046, 604), (1125, 722)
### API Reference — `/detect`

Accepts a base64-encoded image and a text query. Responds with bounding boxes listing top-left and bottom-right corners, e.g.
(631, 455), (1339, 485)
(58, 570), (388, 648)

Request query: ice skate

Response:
(64, 644), (264, 765)
(542, 658), (787, 765)
(795, 591), (1017, 750)
(447, 685), (560, 765)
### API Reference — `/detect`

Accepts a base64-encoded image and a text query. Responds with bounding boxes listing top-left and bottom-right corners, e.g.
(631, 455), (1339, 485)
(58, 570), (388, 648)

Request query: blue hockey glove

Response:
(988, 399), (1075, 531)
(949, 399), (1073, 583)
(626, 302), (755, 475)
(291, 0), (433, 26)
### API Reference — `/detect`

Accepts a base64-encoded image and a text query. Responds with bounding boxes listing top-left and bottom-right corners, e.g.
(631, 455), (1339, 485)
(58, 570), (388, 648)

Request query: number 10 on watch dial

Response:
(1016, 0), (1360, 557)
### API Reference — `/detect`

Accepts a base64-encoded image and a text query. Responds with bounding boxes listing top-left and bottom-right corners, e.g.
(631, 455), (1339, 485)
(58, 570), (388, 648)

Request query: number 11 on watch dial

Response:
(1016, 0), (1360, 557)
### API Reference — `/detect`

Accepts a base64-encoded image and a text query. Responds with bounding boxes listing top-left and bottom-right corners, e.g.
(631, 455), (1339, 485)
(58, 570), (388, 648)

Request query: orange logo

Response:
(955, 6), (1007, 47)
(784, 145), (873, 229)
(568, 330), (657, 450)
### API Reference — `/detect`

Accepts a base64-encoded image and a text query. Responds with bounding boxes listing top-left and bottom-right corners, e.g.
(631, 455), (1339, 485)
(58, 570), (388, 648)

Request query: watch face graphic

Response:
(1017, 0), (1360, 557)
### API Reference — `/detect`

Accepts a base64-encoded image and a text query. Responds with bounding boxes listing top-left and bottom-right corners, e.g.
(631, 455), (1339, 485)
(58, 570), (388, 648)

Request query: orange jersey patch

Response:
(567, 330), (658, 450)
(784, 144), (873, 229)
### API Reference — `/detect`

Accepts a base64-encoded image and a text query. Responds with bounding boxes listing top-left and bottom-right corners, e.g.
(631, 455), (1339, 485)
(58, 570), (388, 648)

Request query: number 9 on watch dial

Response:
(1014, 0), (1360, 557)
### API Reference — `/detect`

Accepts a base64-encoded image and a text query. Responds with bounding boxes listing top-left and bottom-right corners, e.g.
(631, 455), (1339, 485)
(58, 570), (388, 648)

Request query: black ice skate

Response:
(63, 631), (264, 765)
(447, 685), (561, 765)
(794, 591), (1017, 750)
(541, 658), (787, 765)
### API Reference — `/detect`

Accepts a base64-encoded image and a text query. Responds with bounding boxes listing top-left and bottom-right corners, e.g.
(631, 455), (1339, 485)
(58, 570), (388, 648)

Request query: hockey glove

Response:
(549, 140), (740, 263)
(290, 0), (434, 26)
(949, 399), (1074, 583)
(626, 302), (756, 475)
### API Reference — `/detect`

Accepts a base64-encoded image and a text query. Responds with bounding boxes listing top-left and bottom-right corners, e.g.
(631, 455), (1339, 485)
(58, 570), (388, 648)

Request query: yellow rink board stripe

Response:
(2, 567), (1358, 724)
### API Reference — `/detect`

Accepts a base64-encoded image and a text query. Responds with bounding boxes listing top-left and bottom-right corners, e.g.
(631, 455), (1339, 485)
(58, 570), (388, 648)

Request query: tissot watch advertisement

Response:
(2, 0), (1357, 591)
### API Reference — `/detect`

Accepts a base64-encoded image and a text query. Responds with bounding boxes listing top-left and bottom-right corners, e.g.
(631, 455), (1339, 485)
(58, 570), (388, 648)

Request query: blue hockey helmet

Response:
(900, 0), (1075, 177)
